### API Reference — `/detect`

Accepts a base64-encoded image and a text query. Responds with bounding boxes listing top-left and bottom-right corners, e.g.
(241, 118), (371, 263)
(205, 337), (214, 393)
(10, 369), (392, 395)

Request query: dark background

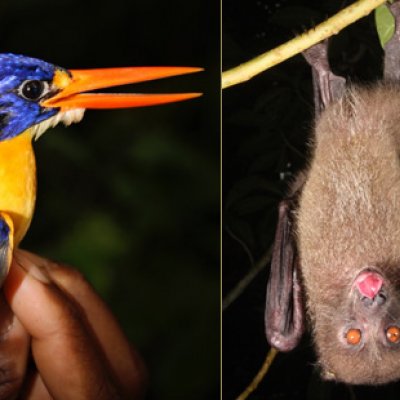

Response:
(0, 1), (219, 399)
(223, 0), (400, 399)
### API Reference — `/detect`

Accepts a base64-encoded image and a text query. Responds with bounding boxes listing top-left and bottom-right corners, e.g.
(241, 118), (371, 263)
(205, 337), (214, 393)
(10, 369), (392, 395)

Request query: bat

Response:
(265, 1), (400, 385)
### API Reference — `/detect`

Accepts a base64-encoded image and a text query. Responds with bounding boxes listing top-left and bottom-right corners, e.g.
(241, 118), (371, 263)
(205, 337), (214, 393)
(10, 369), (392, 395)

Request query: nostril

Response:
(361, 296), (373, 307)
(361, 292), (386, 307)
(376, 292), (387, 305)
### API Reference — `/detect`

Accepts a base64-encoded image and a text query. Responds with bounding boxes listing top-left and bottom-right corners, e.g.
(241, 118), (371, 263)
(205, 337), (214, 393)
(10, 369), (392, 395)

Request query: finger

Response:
(4, 252), (122, 400)
(15, 250), (147, 399)
(0, 294), (30, 399)
(19, 370), (52, 400)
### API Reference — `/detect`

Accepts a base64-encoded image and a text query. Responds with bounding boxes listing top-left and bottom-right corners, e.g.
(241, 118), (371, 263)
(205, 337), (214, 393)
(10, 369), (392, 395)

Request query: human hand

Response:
(0, 249), (147, 400)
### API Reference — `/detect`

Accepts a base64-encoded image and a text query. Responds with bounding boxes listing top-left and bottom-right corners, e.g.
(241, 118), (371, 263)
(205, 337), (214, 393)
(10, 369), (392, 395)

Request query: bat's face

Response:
(314, 267), (400, 385)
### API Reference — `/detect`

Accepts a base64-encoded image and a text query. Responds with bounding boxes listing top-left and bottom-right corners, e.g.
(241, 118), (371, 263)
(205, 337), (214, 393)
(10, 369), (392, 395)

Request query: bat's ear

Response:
(265, 200), (305, 352)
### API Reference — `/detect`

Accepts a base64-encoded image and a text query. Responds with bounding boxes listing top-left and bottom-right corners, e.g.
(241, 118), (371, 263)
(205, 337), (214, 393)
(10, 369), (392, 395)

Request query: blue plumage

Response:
(0, 53), (65, 140)
(0, 218), (9, 243)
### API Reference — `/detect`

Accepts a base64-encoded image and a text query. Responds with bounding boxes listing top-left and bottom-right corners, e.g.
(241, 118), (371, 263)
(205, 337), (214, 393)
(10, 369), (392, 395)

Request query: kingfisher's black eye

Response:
(19, 80), (49, 101)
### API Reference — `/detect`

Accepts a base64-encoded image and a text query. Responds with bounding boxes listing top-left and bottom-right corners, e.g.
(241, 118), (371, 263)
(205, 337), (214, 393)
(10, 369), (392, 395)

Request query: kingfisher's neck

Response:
(0, 129), (36, 244)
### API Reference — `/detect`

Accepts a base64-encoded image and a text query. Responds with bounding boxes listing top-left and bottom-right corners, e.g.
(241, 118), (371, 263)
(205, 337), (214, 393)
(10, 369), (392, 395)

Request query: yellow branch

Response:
(235, 348), (279, 400)
(222, 0), (387, 89)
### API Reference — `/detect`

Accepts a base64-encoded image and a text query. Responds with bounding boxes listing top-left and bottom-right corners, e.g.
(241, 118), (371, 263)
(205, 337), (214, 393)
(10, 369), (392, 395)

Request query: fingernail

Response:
(13, 252), (51, 284)
(29, 265), (51, 284)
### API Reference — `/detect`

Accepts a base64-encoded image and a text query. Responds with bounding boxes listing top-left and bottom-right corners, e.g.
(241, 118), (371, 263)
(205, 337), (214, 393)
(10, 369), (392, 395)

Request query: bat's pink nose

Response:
(354, 271), (383, 299)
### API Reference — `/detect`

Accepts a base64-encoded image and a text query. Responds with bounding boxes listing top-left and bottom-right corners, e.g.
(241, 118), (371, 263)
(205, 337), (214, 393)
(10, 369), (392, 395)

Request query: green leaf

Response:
(375, 4), (395, 48)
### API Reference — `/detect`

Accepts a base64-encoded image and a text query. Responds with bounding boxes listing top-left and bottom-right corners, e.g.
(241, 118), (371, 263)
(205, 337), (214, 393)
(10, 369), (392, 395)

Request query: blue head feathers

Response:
(0, 53), (202, 141)
(0, 53), (65, 140)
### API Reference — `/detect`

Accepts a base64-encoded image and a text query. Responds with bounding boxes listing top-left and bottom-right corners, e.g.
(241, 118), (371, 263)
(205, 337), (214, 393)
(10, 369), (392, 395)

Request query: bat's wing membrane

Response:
(265, 199), (304, 351)
(265, 41), (347, 352)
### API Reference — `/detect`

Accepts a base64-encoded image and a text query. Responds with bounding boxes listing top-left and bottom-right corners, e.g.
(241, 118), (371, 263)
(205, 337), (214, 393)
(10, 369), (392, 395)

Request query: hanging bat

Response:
(265, 2), (400, 385)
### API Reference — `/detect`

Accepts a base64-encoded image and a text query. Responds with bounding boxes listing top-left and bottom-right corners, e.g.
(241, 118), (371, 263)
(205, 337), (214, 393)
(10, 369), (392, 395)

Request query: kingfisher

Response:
(0, 53), (201, 284)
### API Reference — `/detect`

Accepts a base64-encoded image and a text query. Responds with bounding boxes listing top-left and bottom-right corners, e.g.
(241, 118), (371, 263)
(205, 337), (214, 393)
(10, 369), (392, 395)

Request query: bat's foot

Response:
(303, 41), (346, 114)
(384, 1), (400, 81)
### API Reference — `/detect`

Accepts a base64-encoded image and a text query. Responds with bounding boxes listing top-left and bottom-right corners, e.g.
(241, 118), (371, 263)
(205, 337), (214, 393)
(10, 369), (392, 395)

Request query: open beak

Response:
(42, 66), (202, 109)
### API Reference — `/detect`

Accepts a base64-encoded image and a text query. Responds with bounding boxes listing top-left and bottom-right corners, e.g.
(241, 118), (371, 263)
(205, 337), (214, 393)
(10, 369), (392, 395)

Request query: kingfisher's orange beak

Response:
(41, 66), (202, 109)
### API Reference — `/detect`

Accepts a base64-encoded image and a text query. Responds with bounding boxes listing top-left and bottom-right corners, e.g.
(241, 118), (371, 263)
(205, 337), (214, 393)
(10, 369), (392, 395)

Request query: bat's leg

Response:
(0, 213), (13, 287)
(384, 1), (400, 81)
(265, 199), (304, 352)
(303, 41), (346, 116)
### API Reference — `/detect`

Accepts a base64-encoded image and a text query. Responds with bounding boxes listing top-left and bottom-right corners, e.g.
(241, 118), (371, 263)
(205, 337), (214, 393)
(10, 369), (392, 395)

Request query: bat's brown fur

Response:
(297, 83), (400, 384)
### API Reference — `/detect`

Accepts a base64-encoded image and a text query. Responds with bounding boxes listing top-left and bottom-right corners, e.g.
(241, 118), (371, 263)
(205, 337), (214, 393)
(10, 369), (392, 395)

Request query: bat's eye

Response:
(386, 326), (400, 344)
(18, 80), (50, 101)
(346, 328), (362, 345)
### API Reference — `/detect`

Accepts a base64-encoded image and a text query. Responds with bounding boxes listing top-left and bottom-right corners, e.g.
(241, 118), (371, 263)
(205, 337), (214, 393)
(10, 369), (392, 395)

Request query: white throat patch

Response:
(31, 108), (85, 140)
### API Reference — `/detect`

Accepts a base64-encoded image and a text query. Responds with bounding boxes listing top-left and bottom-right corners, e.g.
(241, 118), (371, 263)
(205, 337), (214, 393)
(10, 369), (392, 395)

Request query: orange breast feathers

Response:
(0, 130), (36, 245)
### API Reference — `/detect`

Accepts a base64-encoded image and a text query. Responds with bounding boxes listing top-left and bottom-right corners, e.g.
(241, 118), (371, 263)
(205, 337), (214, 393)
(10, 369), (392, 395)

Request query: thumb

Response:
(4, 250), (121, 400)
